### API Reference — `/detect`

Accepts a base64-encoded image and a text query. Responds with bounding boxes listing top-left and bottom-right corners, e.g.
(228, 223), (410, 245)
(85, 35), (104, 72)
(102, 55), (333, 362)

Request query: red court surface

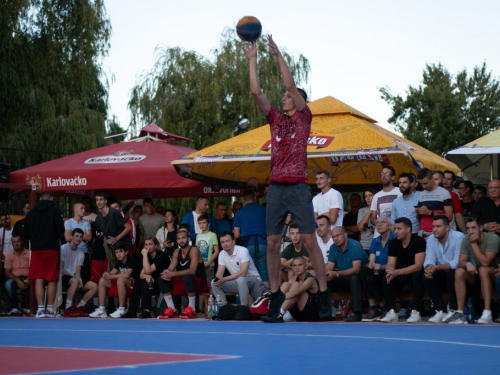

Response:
(0, 346), (229, 375)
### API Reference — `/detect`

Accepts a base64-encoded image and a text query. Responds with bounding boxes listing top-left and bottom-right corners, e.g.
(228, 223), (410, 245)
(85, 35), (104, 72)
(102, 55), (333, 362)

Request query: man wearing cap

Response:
(23, 190), (65, 318)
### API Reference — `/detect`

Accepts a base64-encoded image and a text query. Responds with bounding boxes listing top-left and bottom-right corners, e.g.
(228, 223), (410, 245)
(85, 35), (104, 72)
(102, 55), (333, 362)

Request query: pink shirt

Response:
(267, 105), (312, 183)
(4, 248), (30, 277)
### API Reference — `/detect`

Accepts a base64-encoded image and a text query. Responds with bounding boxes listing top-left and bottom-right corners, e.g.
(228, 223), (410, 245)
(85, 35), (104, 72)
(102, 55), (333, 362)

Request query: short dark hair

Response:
(460, 180), (474, 193)
(316, 170), (330, 178)
(72, 228), (84, 236)
(395, 217), (412, 231)
(433, 214), (450, 226)
(398, 172), (415, 183)
(196, 196), (209, 204)
(316, 214), (330, 225)
(444, 170), (456, 181)
(382, 166), (395, 176)
(465, 216), (481, 226)
(197, 214), (209, 223)
(433, 170), (444, 178)
(220, 231), (234, 240)
(215, 202), (227, 209)
(243, 190), (255, 201)
(475, 185), (487, 194)
(417, 168), (433, 180)
(96, 192), (108, 200)
(297, 88), (307, 102)
(289, 223), (299, 231)
(143, 197), (153, 205)
(112, 241), (125, 251)
(292, 255), (306, 264)
(179, 223), (190, 233)
(350, 193), (361, 200)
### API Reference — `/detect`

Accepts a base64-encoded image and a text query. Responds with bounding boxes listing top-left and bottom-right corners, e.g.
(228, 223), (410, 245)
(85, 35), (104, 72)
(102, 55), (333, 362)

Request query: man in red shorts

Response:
(23, 190), (65, 318)
(244, 36), (331, 322)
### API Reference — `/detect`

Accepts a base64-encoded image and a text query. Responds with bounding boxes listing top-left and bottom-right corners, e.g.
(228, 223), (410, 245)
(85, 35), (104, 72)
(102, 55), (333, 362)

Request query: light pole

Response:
(231, 118), (250, 137)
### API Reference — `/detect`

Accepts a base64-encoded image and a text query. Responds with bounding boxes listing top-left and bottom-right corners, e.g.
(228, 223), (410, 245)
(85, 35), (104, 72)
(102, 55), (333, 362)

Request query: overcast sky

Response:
(103, 0), (500, 136)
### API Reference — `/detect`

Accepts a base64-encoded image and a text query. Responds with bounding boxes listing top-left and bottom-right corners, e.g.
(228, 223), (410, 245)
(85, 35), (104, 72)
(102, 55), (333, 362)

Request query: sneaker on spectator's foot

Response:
(139, 310), (152, 319)
(21, 308), (30, 316)
(344, 313), (362, 322)
(407, 310), (421, 323)
(261, 290), (286, 323)
(397, 308), (407, 318)
(478, 310), (493, 324)
(35, 309), (46, 318)
(376, 310), (388, 321)
(442, 309), (456, 323)
(74, 307), (89, 317)
(495, 317), (500, 323)
(283, 311), (295, 322)
(362, 308), (382, 322)
(120, 311), (137, 318)
(448, 312), (468, 325)
(44, 309), (55, 318)
(89, 308), (108, 318)
(319, 291), (332, 320)
(63, 307), (79, 318)
(179, 306), (197, 319)
(110, 309), (127, 319)
(381, 309), (398, 323)
(428, 310), (446, 323)
(331, 306), (339, 318)
(8, 308), (20, 316)
(157, 307), (178, 320)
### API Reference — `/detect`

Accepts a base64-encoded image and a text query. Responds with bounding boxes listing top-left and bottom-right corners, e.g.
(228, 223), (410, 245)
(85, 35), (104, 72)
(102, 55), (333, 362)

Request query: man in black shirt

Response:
(457, 180), (475, 217)
(381, 217), (425, 323)
(470, 179), (500, 236)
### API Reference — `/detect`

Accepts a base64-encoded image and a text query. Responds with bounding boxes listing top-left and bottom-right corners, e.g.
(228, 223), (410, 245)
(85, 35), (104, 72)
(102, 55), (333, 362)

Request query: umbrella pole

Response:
(491, 154), (494, 180)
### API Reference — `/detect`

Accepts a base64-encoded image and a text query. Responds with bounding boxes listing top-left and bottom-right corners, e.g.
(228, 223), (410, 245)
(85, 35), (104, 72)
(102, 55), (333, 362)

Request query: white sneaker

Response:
(89, 308), (108, 318)
(8, 308), (19, 315)
(35, 309), (46, 318)
(428, 310), (446, 323)
(110, 308), (127, 318)
(44, 309), (55, 318)
(442, 309), (456, 323)
(477, 311), (493, 324)
(22, 308), (30, 315)
(406, 310), (421, 323)
(380, 309), (398, 323)
(448, 312), (468, 325)
(283, 311), (295, 322)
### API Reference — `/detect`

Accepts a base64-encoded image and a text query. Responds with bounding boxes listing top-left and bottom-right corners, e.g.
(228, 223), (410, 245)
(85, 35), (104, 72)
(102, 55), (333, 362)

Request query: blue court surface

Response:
(0, 318), (499, 374)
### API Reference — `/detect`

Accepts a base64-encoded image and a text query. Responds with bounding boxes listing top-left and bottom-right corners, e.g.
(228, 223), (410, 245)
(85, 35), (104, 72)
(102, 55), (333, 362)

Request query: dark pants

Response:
(359, 267), (384, 303)
(328, 274), (363, 313)
(158, 275), (196, 294)
(383, 270), (424, 312)
(422, 269), (457, 311)
(129, 278), (159, 313)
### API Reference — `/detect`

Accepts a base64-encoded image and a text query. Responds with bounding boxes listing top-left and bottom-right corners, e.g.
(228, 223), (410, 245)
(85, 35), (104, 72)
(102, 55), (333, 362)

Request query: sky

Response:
(102, 0), (500, 136)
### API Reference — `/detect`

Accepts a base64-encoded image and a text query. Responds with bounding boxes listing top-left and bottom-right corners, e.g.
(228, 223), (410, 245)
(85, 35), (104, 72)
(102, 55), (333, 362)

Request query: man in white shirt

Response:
(316, 215), (333, 264)
(313, 170), (343, 228)
(0, 214), (13, 259)
(370, 166), (402, 237)
(211, 231), (269, 306)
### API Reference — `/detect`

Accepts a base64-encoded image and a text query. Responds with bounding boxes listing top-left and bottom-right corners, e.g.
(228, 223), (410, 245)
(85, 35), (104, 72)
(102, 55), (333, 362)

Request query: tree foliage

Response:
(0, 0), (111, 170)
(379, 62), (500, 155)
(129, 28), (311, 150)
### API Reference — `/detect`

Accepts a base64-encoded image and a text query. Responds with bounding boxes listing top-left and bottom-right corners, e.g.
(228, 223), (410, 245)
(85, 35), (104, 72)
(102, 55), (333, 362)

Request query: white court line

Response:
(2, 328), (500, 350)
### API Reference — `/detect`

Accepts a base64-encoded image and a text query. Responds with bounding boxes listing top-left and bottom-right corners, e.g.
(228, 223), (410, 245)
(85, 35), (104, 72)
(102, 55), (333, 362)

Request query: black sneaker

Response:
(120, 311), (137, 319)
(261, 290), (285, 323)
(343, 313), (362, 322)
(319, 291), (333, 321)
(139, 310), (152, 319)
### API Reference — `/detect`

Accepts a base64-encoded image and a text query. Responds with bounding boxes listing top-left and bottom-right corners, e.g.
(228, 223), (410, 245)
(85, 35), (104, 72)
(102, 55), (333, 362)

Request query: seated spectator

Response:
(89, 241), (141, 319)
(315, 215), (333, 263)
(343, 193), (362, 240)
(470, 179), (500, 236)
(458, 180), (475, 217)
(3, 234), (29, 315)
(496, 266), (500, 323)
(474, 185), (487, 201)
(381, 217), (425, 323)
(280, 223), (310, 283)
(211, 232), (269, 307)
(449, 217), (500, 324)
(275, 256), (320, 323)
(360, 217), (395, 321)
(357, 189), (376, 253)
(157, 231), (207, 319)
(61, 228), (97, 317)
(326, 227), (367, 322)
(423, 215), (464, 323)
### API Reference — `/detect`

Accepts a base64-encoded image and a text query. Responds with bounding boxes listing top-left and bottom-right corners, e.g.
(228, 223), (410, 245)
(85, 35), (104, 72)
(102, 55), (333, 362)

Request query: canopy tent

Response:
(445, 128), (500, 185)
(172, 96), (460, 191)
(10, 124), (242, 199)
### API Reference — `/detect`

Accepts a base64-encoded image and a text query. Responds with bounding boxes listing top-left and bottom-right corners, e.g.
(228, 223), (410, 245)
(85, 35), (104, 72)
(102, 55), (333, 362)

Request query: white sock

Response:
(280, 308), (285, 315)
(483, 309), (492, 315)
(99, 305), (106, 311)
(164, 295), (175, 309)
(457, 310), (463, 314)
(77, 300), (86, 308)
(118, 306), (126, 311)
(65, 299), (73, 309)
(188, 296), (196, 310)
(37, 305), (44, 312)
(46, 305), (53, 313)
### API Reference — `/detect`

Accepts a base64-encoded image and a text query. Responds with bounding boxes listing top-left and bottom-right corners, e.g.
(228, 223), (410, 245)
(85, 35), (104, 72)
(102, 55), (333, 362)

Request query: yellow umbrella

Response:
(172, 96), (459, 191)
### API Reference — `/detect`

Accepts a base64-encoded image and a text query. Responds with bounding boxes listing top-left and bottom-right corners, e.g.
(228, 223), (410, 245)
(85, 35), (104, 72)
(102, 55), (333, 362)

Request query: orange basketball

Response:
(236, 16), (262, 42)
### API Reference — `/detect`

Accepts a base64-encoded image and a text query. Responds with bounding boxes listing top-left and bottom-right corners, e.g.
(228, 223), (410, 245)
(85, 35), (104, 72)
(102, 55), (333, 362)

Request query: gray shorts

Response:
(266, 182), (316, 235)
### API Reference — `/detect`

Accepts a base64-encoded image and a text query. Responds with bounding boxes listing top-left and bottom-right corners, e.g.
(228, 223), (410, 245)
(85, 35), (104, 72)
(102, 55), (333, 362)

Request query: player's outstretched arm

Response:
(243, 41), (271, 116)
(268, 35), (305, 111)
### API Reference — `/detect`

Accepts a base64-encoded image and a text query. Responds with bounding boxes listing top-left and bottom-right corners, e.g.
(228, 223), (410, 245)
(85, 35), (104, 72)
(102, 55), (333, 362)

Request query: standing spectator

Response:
(470, 179), (500, 236)
(434, 170), (465, 232)
(313, 170), (344, 229)
(0, 214), (13, 258)
(81, 196), (97, 223)
(343, 193), (362, 240)
(213, 202), (232, 236)
(390, 172), (420, 234)
(457, 180), (475, 217)
(370, 166), (401, 238)
(315, 215), (333, 264)
(155, 209), (178, 255)
(181, 196), (215, 244)
(109, 200), (136, 255)
(474, 185), (487, 200)
(234, 190), (268, 284)
(11, 203), (30, 246)
(195, 214), (219, 283)
(3, 234), (30, 315)
(139, 198), (164, 243)
(23, 190), (65, 318)
(64, 203), (92, 280)
(357, 188), (376, 253)
(229, 200), (243, 227)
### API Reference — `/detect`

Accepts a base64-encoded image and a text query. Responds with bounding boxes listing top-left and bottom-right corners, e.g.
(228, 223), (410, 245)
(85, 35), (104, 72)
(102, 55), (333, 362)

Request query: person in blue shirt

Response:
(326, 226), (367, 322)
(390, 172), (420, 234)
(423, 215), (464, 323)
(360, 216), (396, 321)
(181, 196), (216, 244)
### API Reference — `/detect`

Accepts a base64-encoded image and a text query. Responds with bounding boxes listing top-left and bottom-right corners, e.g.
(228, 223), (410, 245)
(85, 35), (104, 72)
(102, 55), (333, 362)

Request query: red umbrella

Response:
(10, 125), (242, 199)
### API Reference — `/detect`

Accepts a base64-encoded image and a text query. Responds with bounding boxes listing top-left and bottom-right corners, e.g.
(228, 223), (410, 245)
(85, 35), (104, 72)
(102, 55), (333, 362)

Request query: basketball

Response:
(236, 16), (262, 42)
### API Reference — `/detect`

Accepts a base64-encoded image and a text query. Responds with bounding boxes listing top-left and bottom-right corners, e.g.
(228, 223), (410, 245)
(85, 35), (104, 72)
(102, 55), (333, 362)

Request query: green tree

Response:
(128, 28), (310, 150)
(379, 62), (500, 155)
(0, 0), (112, 171)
